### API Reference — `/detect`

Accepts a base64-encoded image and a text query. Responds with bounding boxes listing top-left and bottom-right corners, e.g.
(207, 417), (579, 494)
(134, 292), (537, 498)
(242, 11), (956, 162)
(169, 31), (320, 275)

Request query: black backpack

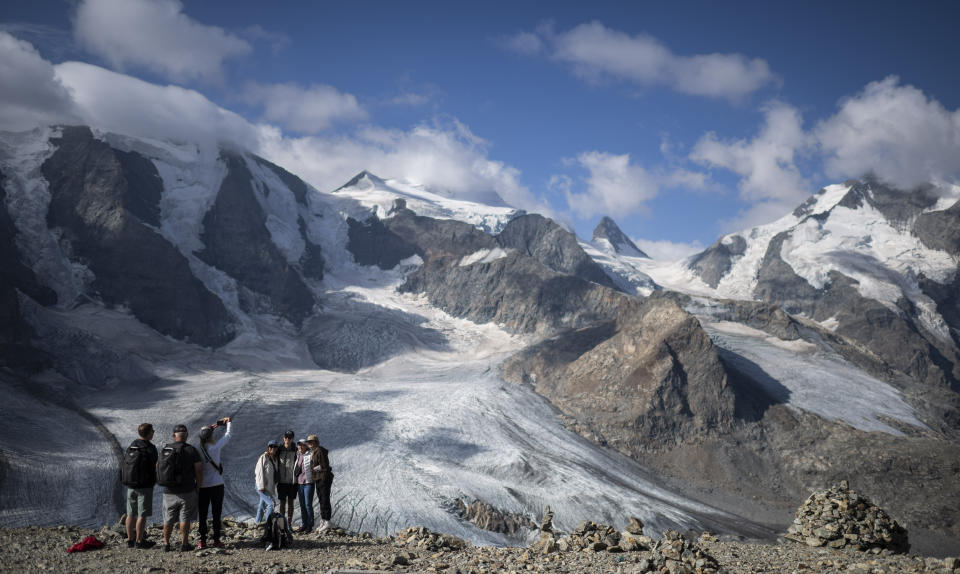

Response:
(156, 443), (185, 488)
(120, 441), (155, 488)
(263, 513), (289, 550)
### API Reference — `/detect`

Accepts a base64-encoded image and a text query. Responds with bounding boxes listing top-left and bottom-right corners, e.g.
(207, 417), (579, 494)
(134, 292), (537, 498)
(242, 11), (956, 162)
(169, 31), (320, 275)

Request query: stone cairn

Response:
(394, 526), (470, 552)
(644, 529), (722, 574)
(784, 480), (909, 554)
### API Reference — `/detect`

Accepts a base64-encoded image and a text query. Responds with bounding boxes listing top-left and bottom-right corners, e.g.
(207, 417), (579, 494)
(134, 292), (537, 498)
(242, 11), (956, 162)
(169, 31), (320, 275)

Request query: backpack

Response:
(156, 442), (185, 488)
(120, 441), (155, 488)
(263, 513), (289, 550)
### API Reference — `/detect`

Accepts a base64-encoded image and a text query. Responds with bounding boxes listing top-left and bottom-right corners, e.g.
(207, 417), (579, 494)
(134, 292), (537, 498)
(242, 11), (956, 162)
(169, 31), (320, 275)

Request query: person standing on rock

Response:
(196, 416), (232, 549)
(121, 423), (158, 549)
(254, 440), (279, 524)
(276, 430), (298, 533)
(158, 424), (203, 552)
(307, 434), (334, 533)
(294, 438), (315, 533)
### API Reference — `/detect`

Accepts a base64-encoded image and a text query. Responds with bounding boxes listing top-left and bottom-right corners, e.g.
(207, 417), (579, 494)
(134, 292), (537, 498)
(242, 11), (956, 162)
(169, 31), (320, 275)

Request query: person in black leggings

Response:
(196, 416), (232, 549)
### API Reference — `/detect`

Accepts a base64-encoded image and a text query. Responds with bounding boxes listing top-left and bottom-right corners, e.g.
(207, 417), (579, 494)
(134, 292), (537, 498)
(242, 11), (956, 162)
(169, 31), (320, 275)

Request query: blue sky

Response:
(2, 1), (960, 258)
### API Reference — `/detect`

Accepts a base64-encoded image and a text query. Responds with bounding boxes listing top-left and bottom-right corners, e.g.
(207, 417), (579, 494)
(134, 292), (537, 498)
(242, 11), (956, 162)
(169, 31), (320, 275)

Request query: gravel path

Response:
(1, 522), (958, 574)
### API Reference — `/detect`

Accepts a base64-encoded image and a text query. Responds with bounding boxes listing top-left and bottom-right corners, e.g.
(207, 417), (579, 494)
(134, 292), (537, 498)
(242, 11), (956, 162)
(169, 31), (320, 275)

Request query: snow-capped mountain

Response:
(579, 216), (658, 296)
(2, 126), (959, 556)
(592, 216), (648, 258)
(333, 170), (523, 235)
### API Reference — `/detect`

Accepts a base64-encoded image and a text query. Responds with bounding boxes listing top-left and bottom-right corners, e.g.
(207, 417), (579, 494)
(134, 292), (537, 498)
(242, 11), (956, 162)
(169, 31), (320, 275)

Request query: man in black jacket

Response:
(123, 423), (158, 549)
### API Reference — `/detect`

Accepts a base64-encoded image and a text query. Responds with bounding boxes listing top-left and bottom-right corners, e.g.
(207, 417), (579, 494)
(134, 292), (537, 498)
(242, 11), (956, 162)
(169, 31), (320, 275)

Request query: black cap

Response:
(173, 424), (188, 434)
(267, 440), (278, 447)
(283, 430), (295, 438)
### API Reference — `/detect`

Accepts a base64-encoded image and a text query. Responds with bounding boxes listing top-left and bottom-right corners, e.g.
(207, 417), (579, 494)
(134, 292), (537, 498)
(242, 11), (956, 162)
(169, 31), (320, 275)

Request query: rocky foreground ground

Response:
(1, 520), (958, 574)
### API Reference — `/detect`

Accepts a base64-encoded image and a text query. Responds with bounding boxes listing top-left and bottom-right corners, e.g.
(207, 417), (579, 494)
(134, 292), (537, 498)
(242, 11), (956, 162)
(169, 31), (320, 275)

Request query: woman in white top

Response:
(196, 416), (232, 549)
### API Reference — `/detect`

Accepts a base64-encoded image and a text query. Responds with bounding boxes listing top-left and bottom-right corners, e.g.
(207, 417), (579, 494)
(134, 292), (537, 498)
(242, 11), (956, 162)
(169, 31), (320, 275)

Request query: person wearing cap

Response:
(196, 416), (232, 549)
(161, 424), (203, 552)
(275, 430), (298, 532)
(123, 423), (157, 550)
(254, 440), (280, 523)
(306, 434), (334, 533)
(294, 438), (314, 533)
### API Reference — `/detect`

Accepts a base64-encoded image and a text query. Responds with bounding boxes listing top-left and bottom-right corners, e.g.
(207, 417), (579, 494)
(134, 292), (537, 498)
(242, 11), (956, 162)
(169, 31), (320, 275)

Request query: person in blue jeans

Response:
(254, 440), (279, 523)
(294, 438), (315, 532)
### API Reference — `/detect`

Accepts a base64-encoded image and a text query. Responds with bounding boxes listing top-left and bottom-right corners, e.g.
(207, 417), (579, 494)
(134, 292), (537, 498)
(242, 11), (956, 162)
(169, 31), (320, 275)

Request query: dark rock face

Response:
(388, 207), (497, 259)
(41, 126), (235, 347)
(841, 178), (939, 227)
(0, 169), (55, 370)
(503, 294), (735, 449)
(592, 216), (648, 258)
(252, 156), (310, 205)
(197, 151), (315, 327)
(920, 272), (960, 348)
(915, 199), (960, 256)
(298, 218), (324, 281)
(689, 235), (746, 288)
(347, 216), (418, 269)
(401, 253), (636, 335)
(753, 232), (960, 391)
(497, 214), (616, 288)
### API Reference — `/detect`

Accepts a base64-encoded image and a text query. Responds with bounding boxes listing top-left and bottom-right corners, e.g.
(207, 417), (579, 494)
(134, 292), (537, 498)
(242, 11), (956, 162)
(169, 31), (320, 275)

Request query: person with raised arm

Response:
(196, 416), (232, 549)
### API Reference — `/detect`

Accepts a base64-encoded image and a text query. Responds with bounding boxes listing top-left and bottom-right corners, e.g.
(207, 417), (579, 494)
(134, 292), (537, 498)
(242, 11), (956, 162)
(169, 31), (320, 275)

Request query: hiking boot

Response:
(211, 540), (225, 548)
(126, 539), (135, 548)
(163, 542), (171, 552)
(196, 540), (206, 550)
(135, 540), (155, 549)
(180, 542), (195, 552)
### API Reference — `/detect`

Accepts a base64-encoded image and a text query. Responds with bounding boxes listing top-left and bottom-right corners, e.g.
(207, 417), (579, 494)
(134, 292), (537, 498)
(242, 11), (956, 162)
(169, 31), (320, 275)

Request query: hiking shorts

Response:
(126, 487), (153, 517)
(162, 490), (198, 525)
(276, 483), (297, 502)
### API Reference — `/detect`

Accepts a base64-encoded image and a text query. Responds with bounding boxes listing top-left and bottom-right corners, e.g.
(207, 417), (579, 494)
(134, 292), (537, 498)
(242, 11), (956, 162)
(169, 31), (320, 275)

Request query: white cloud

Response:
(691, 101), (813, 228)
(501, 31), (544, 56)
(633, 238), (704, 261)
(23, 50), (550, 217)
(55, 61), (259, 151)
(564, 151), (660, 218)
(243, 82), (368, 134)
(259, 118), (553, 216)
(816, 76), (960, 188)
(508, 21), (776, 100)
(73, 0), (251, 83)
(0, 32), (81, 131)
(560, 151), (710, 219)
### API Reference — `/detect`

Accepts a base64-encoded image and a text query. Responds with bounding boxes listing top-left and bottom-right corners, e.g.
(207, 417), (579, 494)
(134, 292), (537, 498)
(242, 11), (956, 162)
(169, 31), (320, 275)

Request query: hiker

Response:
(254, 440), (280, 523)
(294, 438), (314, 533)
(276, 430), (298, 532)
(121, 423), (158, 549)
(196, 416), (232, 549)
(307, 434), (334, 533)
(159, 424), (203, 552)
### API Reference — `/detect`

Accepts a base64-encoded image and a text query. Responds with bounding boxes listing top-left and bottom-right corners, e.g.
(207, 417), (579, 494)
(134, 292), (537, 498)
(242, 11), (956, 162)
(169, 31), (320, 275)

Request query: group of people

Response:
(120, 418), (334, 552)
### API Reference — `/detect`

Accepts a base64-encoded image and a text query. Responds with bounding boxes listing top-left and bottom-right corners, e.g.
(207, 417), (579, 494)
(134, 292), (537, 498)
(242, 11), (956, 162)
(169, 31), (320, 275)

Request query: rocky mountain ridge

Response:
(1, 125), (958, 556)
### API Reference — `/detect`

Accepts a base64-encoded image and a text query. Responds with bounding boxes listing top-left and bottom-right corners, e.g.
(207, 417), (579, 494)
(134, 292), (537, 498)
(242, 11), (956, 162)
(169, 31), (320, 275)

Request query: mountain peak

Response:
(592, 216), (648, 258)
(334, 170), (388, 192)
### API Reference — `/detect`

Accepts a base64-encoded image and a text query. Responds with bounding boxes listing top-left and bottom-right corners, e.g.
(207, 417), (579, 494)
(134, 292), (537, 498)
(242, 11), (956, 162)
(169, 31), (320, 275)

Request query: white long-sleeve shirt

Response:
(198, 422), (232, 488)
